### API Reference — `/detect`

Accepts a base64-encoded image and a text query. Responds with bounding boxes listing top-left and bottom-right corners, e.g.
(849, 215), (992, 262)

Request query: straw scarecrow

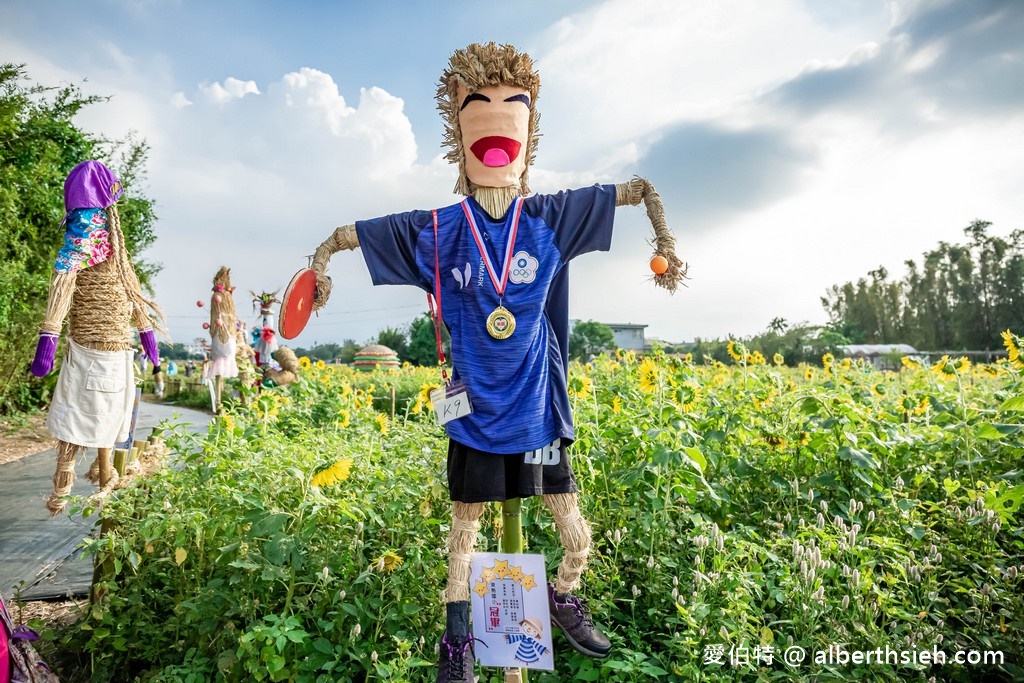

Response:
(251, 290), (281, 368)
(30, 160), (165, 514)
(308, 42), (685, 681)
(262, 347), (299, 387)
(206, 266), (240, 411)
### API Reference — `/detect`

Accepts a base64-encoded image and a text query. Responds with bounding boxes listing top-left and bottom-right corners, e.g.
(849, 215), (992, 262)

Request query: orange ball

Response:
(650, 254), (669, 275)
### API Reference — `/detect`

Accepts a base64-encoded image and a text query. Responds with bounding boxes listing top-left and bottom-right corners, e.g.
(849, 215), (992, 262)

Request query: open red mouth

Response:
(469, 136), (522, 168)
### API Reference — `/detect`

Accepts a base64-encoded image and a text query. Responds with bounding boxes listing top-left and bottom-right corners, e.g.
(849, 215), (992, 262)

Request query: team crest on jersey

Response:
(509, 251), (538, 284)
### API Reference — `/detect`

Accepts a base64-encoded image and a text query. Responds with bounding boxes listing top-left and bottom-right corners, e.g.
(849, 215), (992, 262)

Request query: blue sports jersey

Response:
(356, 184), (616, 453)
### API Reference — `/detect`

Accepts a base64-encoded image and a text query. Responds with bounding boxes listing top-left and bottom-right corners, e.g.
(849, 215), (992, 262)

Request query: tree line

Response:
(822, 221), (1024, 351)
(0, 64), (158, 414)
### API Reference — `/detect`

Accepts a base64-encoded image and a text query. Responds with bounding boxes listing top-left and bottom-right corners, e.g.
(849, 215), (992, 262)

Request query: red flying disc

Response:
(279, 268), (318, 340)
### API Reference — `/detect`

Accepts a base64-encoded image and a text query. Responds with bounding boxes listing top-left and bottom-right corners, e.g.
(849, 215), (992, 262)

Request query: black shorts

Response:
(447, 438), (578, 503)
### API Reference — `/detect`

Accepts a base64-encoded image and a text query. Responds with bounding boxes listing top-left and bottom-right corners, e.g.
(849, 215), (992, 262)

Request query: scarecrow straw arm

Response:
(615, 176), (688, 293)
(311, 224), (360, 311)
(39, 271), (78, 335)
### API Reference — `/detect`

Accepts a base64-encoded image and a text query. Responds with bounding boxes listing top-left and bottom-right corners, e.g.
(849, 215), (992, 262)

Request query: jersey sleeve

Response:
(355, 210), (432, 290)
(527, 183), (617, 262)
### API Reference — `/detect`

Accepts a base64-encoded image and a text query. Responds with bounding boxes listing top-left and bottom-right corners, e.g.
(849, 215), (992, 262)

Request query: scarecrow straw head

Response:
(437, 42), (541, 196)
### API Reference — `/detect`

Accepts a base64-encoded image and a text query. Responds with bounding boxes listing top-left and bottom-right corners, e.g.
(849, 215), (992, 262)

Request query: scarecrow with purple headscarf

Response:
(30, 160), (165, 514)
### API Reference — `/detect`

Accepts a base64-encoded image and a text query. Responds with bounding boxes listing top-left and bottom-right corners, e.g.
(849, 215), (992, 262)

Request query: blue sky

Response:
(2, 0), (1022, 350)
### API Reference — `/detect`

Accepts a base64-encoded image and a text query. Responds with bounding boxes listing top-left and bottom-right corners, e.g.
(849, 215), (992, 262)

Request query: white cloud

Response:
(199, 77), (261, 103)
(170, 91), (192, 108)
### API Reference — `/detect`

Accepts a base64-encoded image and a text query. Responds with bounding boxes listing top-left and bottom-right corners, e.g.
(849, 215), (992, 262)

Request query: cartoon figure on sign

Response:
(506, 617), (549, 665)
(301, 42), (686, 682)
(30, 160), (166, 514)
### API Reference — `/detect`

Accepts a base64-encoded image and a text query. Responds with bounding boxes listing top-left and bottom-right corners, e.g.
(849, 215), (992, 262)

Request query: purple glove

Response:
(140, 328), (160, 367)
(31, 333), (59, 377)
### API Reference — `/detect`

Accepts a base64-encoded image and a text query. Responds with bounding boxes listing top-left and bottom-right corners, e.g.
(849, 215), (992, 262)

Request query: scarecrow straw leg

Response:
(542, 492), (592, 595)
(311, 224), (359, 311)
(615, 176), (688, 292)
(48, 440), (82, 515)
(442, 501), (484, 603)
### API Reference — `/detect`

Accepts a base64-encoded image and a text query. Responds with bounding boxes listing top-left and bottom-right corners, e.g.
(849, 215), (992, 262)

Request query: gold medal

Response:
(486, 305), (516, 339)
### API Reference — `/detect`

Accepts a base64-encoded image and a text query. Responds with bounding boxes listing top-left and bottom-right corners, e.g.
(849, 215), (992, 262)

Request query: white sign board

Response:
(470, 552), (554, 671)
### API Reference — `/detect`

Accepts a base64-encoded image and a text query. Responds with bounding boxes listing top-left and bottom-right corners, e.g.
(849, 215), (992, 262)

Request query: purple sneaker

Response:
(436, 631), (476, 682)
(548, 582), (611, 658)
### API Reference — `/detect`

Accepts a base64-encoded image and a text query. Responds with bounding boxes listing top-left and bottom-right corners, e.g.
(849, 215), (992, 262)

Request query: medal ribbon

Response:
(461, 196), (524, 299)
(427, 209), (449, 384)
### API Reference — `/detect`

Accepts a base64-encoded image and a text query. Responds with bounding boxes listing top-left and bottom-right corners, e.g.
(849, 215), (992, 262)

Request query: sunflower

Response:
(638, 358), (659, 393)
(804, 365), (814, 381)
(373, 551), (404, 574)
(796, 431), (811, 447)
(683, 353), (694, 364)
(1001, 329), (1021, 366)
(749, 350), (767, 366)
(773, 353), (785, 366)
(726, 340), (744, 362)
(299, 356), (311, 370)
(315, 359), (326, 369)
(901, 356), (920, 369)
(822, 353), (835, 373)
(336, 409), (351, 429)
(611, 395), (622, 414)
(674, 381), (702, 412)
(375, 413), (390, 436)
(764, 433), (788, 449)
(312, 457), (353, 487)
(932, 355), (956, 378)
(899, 395), (930, 416)
(418, 382), (441, 412)
(569, 374), (594, 398)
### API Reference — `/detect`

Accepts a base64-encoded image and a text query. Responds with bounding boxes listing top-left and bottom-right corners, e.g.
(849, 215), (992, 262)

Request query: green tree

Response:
(405, 313), (449, 366)
(0, 64), (159, 413)
(823, 221), (1023, 351)
(568, 320), (616, 361)
(376, 326), (408, 361)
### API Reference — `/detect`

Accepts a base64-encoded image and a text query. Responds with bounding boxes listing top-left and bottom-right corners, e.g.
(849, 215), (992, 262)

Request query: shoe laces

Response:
(562, 594), (595, 629)
(443, 634), (487, 677)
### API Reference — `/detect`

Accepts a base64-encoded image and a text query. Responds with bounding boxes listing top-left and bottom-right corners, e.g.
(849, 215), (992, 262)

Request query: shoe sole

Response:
(550, 616), (610, 659)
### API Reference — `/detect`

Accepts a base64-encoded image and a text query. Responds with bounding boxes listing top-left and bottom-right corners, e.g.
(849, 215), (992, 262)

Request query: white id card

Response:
(430, 381), (473, 425)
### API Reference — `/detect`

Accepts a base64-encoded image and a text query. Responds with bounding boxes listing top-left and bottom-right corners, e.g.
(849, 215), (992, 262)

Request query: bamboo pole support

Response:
(112, 449), (129, 477)
(501, 498), (528, 683)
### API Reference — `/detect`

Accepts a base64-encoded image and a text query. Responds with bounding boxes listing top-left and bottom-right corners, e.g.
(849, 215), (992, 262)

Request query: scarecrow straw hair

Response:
(437, 42), (541, 196)
(210, 266), (237, 344)
(109, 205), (167, 337)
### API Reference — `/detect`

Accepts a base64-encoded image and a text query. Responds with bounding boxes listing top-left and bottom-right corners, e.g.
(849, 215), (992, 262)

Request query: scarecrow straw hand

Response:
(616, 176), (688, 293)
(311, 224), (360, 311)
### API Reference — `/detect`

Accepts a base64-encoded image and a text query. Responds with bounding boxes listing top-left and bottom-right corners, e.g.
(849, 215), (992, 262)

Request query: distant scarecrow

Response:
(31, 160), (165, 514)
(305, 42), (685, 682)
(206, 266), (239, 411)
(250, 290), (281, 368)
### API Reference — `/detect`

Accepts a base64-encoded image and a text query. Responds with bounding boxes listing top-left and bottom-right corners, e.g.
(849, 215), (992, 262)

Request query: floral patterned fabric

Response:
(55, 207), (112, 273)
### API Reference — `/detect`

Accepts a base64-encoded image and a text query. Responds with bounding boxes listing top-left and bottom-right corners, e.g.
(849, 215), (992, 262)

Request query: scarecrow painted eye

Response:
(459, 92), (491, 110)
(503, 94), (530, 107)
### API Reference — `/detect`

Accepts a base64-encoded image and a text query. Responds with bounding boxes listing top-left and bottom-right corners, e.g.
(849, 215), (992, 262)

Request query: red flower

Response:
(262, 328), (275, 343)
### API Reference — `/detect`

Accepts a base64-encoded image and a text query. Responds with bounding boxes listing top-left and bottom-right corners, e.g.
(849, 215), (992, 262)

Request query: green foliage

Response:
(569, 320), (617, 361)
(823, 221), (1024, 350)
(0, 64), (159, 413)
(44, 345), (1024, 681)
(376, 327), (408, 362)
(405, 313), (449, 367)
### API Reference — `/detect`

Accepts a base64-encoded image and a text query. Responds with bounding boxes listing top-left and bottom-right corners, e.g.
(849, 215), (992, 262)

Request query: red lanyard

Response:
(426, 209), (449, 385)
